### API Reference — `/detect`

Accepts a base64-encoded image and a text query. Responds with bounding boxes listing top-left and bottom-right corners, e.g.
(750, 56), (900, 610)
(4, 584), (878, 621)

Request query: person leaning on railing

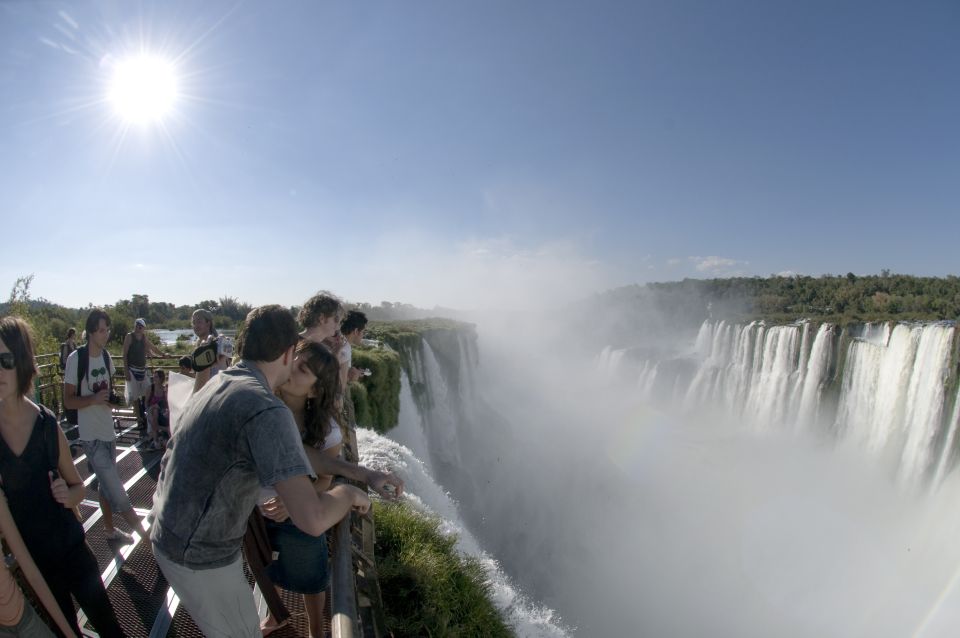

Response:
(0, 317), (124, 638)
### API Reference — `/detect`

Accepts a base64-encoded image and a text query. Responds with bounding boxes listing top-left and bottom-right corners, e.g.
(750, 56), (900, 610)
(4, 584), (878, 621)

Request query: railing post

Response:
(330, 513), (358, 638)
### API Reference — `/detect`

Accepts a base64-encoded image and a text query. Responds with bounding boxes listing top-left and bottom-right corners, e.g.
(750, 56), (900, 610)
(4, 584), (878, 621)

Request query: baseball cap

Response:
(135, 318), (147, 328)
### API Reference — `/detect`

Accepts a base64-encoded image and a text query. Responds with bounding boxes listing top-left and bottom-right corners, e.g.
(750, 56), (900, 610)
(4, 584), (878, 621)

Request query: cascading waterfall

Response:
(377, 318), (960, 636)
(355, 428), (570, 638)
(794, 323), (833, 427)
(626, 318), (959, 485)
(933, 383), (960, 487)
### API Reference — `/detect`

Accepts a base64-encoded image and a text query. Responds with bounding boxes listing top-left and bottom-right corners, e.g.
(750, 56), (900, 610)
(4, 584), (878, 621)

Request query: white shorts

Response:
(125, 368), (152, 403)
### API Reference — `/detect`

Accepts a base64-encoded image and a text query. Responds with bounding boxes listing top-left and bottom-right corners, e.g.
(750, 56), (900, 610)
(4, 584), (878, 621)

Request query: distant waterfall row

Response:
(599, 319), (960, 484)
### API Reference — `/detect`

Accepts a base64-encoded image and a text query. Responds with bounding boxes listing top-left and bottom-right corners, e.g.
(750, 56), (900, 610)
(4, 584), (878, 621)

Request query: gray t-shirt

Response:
(150, 361), (314, 569)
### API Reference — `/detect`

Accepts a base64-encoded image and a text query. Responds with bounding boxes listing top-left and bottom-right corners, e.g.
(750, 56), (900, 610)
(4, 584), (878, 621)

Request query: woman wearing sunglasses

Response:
(0, 317), (124, 638)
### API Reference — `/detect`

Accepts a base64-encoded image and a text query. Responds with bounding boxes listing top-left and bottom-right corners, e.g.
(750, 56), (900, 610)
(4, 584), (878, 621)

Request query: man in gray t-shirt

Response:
(151, 305), (370, 638)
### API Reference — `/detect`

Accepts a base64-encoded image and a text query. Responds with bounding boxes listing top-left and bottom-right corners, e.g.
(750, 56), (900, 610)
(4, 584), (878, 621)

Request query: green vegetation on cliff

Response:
(374, 501), (513, 638)
(349, 346), (401, 433)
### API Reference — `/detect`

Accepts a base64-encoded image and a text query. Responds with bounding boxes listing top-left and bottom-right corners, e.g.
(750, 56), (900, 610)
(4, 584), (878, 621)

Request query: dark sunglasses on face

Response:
(0, 353), (14, 370)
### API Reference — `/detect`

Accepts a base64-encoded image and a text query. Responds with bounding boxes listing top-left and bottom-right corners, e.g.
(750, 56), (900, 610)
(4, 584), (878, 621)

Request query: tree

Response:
(131, 294), (150, 319)
(7, 274), (34, 318)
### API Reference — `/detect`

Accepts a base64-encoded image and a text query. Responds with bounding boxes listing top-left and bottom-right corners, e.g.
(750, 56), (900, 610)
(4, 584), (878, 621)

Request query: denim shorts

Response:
(0, 602), (55, 637)
(82, 439), (133, 513)
(265, 519), (329, 594)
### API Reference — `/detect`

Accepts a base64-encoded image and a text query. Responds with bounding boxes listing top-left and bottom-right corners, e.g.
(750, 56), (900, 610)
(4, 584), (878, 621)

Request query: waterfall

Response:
(794, 323), (833, 428)
(617, 319), (959, 485)
(356, 428), (570, 638)
(932, 384), (960, 487)
(899, 324), (955, 483)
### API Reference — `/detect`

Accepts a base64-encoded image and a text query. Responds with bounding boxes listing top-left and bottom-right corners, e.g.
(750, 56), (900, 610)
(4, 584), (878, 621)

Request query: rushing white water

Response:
(666, 319), (960, 484)
(836, 323), (956, 483)
(684, 320), (834, 431)
(356, 427), (571, 638)
(375, 316), (960, 636)
(933, 384), (960, 487)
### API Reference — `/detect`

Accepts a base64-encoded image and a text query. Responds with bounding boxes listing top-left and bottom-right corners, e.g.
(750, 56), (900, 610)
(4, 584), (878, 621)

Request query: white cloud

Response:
(666, 258), (682, 266)
(689, 255), (748, 274)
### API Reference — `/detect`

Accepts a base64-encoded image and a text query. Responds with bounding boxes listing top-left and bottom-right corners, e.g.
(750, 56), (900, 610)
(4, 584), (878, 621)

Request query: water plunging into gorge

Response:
(369, 319), (960, 636)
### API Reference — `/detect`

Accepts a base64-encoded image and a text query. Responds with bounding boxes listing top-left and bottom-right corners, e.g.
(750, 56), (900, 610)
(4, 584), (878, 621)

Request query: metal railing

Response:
(330, 425), (388, 638)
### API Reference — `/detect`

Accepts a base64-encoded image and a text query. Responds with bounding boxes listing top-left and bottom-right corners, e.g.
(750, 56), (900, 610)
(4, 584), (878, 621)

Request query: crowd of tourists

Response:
(0, 291), (404, 637)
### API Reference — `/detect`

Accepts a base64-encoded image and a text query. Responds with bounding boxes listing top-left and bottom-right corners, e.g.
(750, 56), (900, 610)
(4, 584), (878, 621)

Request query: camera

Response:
(108, 392), (123, 406)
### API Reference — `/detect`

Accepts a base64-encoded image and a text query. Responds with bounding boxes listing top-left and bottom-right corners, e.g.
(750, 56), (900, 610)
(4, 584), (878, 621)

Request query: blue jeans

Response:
(0, 603), (54, 638)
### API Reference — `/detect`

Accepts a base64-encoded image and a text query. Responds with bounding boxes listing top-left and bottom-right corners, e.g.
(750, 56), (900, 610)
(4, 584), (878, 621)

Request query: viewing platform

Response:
(21, 353), (387, 638)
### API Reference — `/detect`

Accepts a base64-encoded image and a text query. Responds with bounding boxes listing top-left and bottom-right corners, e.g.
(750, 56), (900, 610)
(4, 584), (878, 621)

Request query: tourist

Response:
(58, 327), (76, 372)
(340, 310), (369, 385)
(121, 317), (166, 433)
(190, 308), (233, 392)
(145, 370), (169, 450)
(0, 316), (123, 637)
(259, 340), (355, 637)
(64, 309), (148, 544)
(151, 305), (371, 638)
(297, 291), (343, 343)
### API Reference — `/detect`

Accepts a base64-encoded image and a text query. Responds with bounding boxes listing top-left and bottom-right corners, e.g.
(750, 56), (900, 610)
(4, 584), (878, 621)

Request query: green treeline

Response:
(601, 273), (960, 326)
(3, 276), (252, 355)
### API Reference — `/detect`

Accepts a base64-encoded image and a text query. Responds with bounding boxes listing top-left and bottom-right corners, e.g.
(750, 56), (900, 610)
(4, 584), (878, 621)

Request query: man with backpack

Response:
(63, 309), (147, 544)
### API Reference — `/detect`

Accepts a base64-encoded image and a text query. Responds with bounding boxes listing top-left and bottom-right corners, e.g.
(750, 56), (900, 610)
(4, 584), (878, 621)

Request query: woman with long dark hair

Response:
(259, 340), (343, 637)
(0, 317), (124, 638)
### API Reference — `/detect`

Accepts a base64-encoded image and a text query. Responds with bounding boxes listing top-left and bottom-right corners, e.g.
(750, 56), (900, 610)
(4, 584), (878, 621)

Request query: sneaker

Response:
(104, 529), (135, 544)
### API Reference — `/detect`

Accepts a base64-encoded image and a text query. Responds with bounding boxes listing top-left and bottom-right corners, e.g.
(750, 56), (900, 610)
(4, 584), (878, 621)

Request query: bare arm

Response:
(192, 368), (211, 393)
(0, 490), (78, 638)
(305, 451), (405, 500)
(146, 338), (166, 358)
(305, 444), (341, 494)
(50, 427), (85, 509)
(273, 476), (369, 537)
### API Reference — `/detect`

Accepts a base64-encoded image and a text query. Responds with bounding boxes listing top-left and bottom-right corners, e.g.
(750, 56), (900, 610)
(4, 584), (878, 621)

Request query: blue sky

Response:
(1, 0), (957, 309)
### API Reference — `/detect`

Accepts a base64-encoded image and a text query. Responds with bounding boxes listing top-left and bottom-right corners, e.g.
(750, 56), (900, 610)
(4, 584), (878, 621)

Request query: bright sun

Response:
(108, 55), (178, 124)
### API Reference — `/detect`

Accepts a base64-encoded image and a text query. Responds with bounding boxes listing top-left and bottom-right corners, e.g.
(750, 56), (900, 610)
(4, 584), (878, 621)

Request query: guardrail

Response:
(331, 425), (388, 638)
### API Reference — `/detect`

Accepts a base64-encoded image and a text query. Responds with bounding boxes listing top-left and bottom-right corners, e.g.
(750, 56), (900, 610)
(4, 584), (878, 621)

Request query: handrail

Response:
(330, 511), (359, 638)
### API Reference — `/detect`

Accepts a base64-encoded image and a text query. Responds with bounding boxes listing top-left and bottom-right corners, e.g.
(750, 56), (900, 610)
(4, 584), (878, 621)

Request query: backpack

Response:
(64, 346), (113, 425)
(58, 342), (68, 370)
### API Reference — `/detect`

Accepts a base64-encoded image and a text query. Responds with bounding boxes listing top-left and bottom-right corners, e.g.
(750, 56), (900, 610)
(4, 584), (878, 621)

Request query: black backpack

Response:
(64, 345), (113, 425)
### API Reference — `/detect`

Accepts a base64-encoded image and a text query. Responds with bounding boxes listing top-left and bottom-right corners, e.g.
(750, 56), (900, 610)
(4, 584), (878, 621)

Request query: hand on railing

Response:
(363, 469), (404, 500)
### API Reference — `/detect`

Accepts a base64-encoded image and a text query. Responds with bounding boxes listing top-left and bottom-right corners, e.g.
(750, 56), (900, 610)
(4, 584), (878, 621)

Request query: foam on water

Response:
(355, 428), (571, 638)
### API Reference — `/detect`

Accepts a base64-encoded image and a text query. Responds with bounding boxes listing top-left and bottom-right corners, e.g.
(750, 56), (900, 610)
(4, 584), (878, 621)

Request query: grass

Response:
(374, 501), (513, 638)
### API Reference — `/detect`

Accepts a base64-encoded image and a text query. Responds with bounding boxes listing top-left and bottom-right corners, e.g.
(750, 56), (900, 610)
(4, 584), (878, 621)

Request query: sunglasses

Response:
(0, 353), (14, 370)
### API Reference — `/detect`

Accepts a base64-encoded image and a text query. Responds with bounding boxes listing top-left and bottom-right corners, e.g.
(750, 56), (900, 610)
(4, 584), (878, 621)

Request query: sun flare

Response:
(108, 55), (178, 124)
